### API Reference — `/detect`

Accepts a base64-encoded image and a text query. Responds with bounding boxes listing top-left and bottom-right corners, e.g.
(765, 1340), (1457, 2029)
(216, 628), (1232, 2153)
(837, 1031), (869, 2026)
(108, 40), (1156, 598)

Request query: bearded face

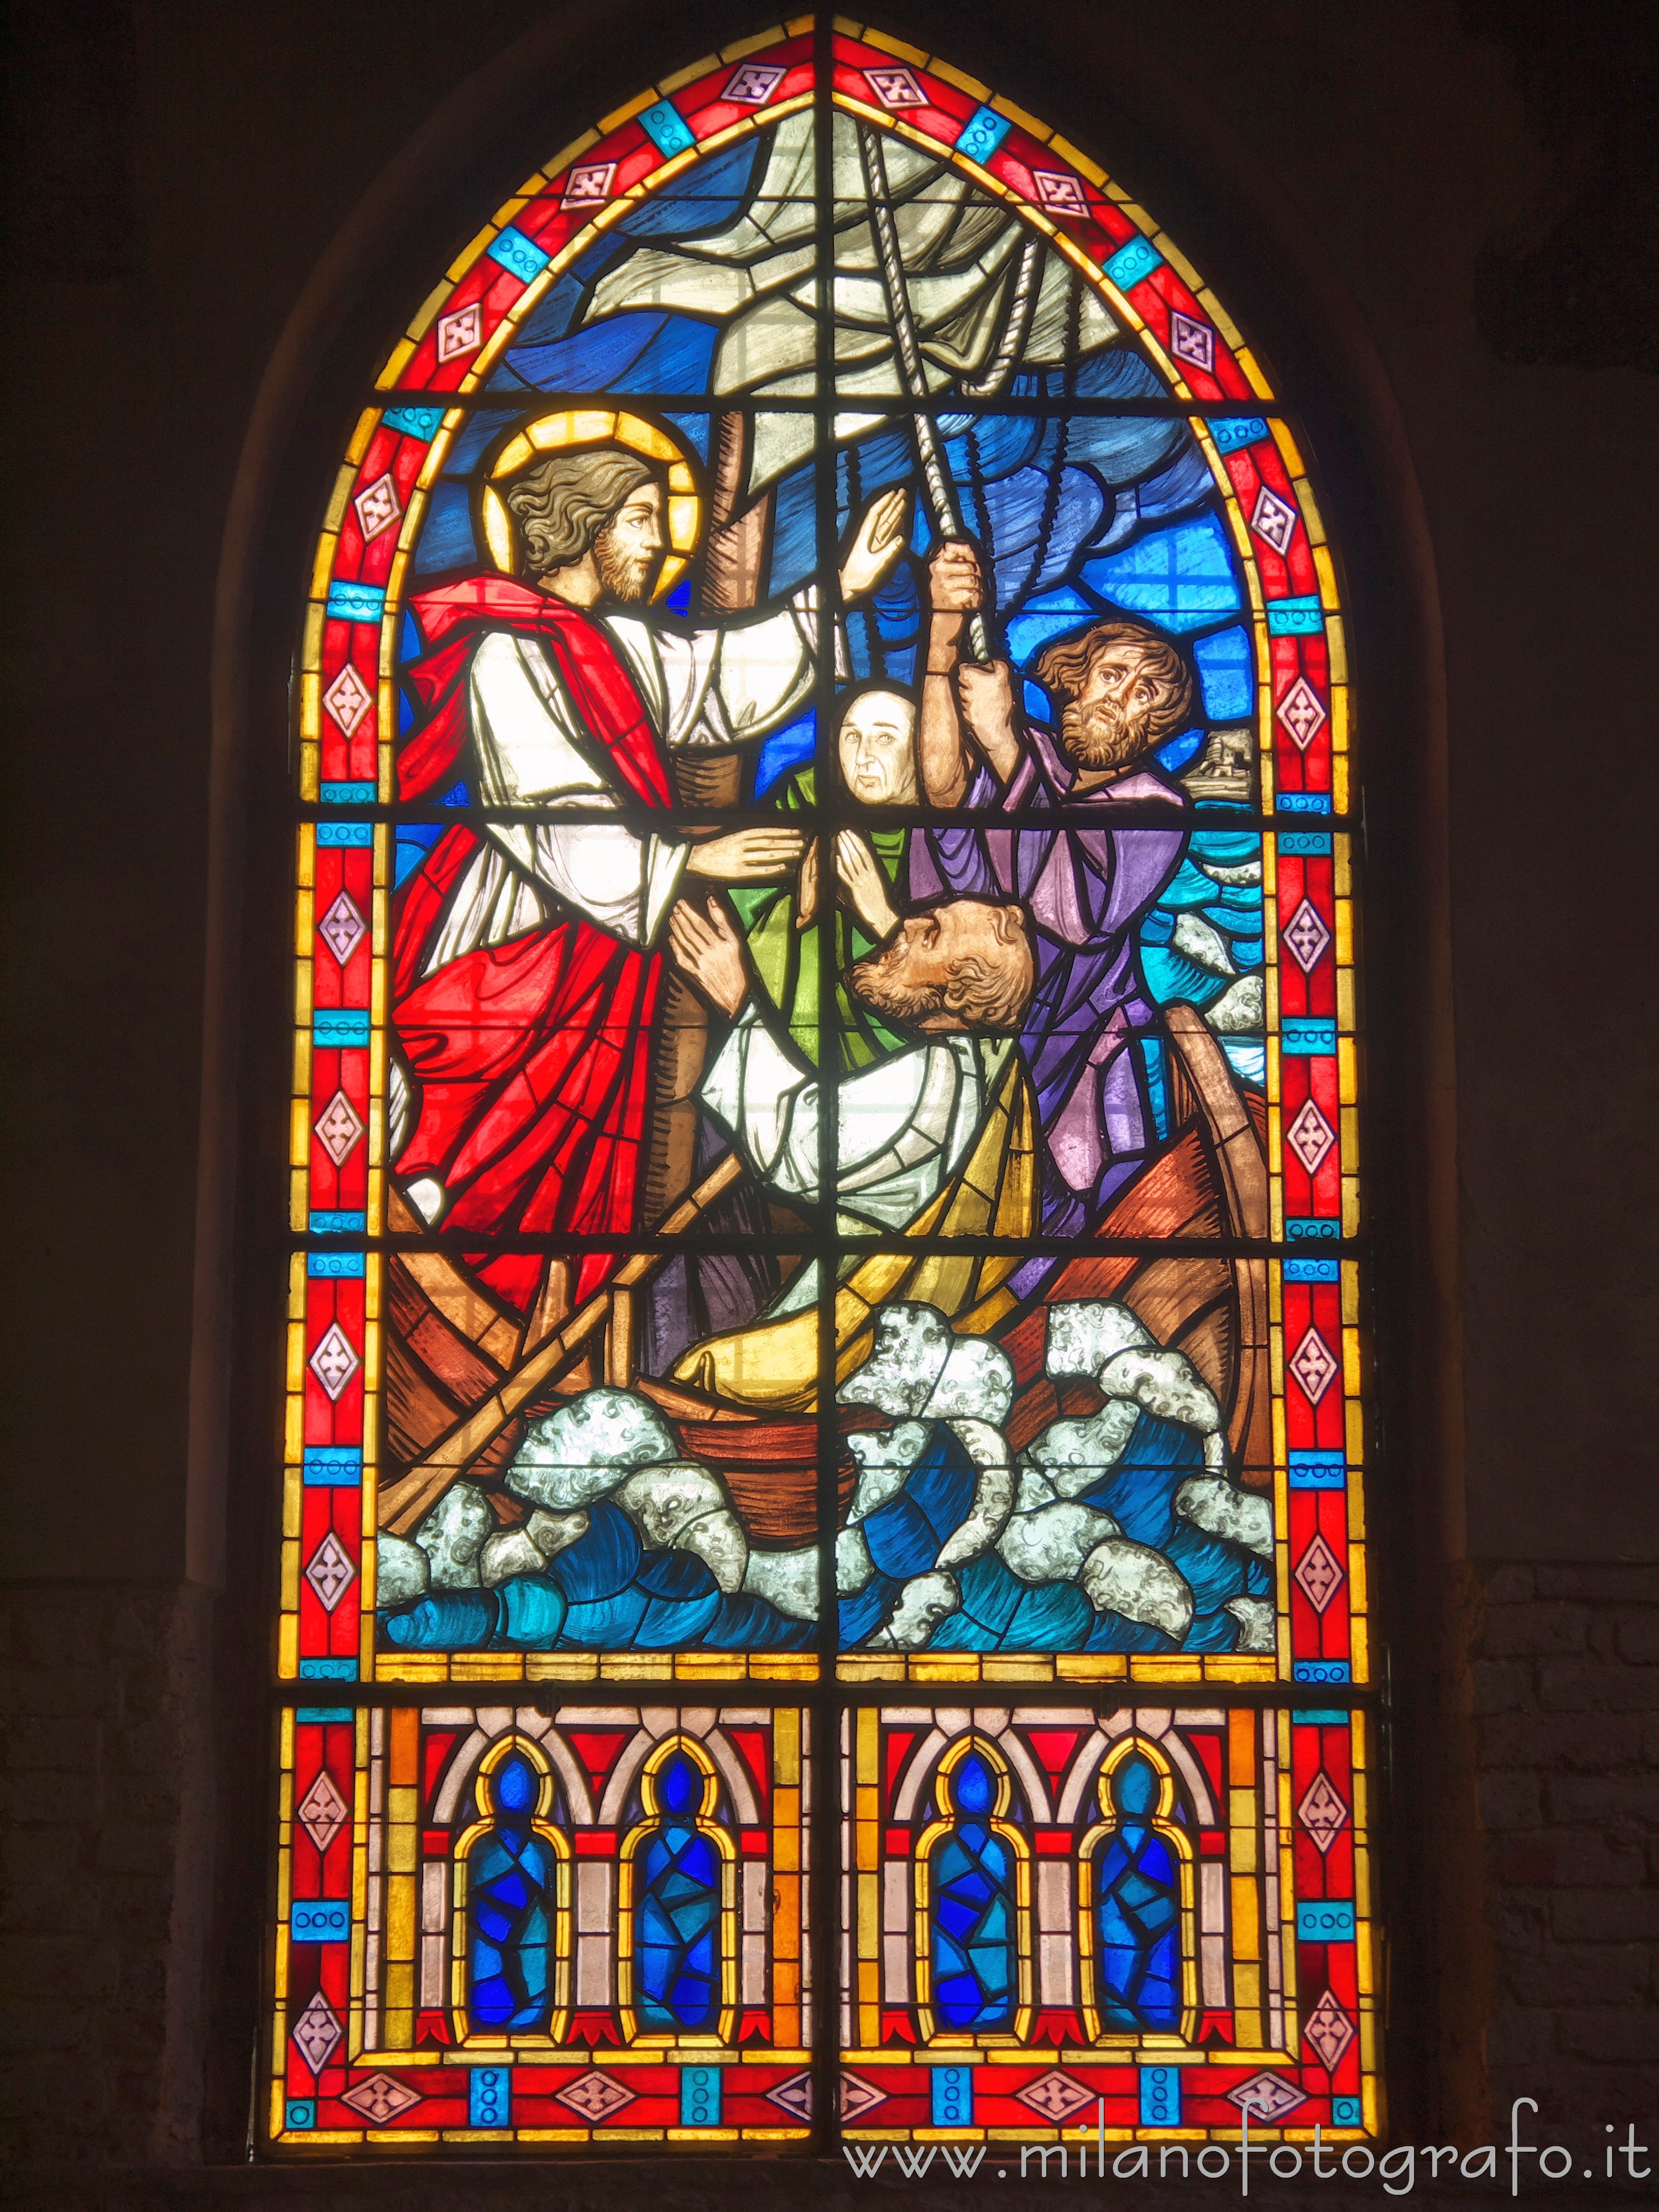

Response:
(849, 934), (943, 1022)
(594, 521), (655, 603)
(1057, 688), (1150, 771)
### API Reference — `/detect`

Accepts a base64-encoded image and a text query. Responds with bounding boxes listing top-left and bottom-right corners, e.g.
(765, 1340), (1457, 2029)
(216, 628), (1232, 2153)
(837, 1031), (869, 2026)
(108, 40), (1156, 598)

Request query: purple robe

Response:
(909, 721), (1189, 1291)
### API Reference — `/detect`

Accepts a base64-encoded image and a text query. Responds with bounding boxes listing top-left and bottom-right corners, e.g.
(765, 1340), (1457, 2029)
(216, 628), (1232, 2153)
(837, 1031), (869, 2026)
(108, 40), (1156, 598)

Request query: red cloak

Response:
(391, 576), (671, 1313)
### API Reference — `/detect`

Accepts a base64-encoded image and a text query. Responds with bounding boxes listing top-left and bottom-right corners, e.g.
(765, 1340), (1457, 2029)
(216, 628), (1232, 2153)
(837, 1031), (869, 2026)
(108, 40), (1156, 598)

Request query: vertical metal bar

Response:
(809, 11), (842, 2162)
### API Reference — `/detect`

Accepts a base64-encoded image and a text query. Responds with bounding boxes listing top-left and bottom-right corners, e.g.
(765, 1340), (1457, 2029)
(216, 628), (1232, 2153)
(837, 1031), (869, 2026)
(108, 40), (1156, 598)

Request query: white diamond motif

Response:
(1289, 1328), (1339, 1405)
(1304, 1987), (1357, 2072)
(291, 1991), (343, 2075)
(1031, 170), (1089, 218)
(1016, 2069), (1095, 2122)
(1170, 310), (1215, 372)
(1295, 1533), (1345, 1614)
(1228, 2070), (1307, 2122)
(305, 1531), (357, 1612)
(723, 61), (785, 103)
(435, 301), (482, 362)
(561, 160), (617, 212)
(1286, 1098), (1335, 1175)
(765, 2070), (813, 2120)
(1284, 898), (1333, 973)
(865, 64), (926, 107)
(1297, 1769), (1350, 1853)
(1251, 482), (1299, 555)
(839, 2072), (886, 2119)
(353, 472), (400, 542)
(309, 1324), (360, 1402)
(318, 891), (367, 966)
(322, 662), (373, 738)
(296, 1770), (349, 1854)
(554, 2072), (635, 2122)
(1276, 674), (1328, 749)
(340, 2072), (422, 2124)
(314, 1090), (364, 1168)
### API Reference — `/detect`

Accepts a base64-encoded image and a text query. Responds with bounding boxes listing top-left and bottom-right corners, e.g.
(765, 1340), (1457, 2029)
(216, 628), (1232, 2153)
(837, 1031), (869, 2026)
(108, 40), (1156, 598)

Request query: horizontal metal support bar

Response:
(272, 1675), (1384, 1712)
(367, 389), (1293, 421)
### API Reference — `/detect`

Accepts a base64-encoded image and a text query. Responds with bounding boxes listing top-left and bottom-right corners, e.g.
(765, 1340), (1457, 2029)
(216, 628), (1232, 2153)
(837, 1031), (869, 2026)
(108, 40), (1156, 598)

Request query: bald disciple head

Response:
(837, 685), (919, 805)
(849, 899), (1033, 1033)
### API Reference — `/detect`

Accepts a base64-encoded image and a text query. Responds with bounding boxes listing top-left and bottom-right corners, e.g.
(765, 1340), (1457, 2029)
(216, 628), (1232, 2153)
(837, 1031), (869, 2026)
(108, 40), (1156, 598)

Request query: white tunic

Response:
(420, 596), (822, 976)
(700, 1006), (1011, 1313)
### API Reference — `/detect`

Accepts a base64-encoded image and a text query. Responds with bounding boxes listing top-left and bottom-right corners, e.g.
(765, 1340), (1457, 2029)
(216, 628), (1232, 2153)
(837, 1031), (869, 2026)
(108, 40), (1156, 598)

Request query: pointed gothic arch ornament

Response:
(270, 14), (1378, 2158)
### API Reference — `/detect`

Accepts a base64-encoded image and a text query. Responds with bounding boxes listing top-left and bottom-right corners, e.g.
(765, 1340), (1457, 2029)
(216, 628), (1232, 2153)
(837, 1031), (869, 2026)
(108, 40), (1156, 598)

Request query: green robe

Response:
(727, 767), (908, 1072)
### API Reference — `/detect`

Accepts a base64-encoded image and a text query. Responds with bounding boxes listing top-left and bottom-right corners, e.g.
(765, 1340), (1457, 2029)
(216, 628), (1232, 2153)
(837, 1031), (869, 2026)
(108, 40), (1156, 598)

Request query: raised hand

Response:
(667, 898), (749, 1017)
(839, 487), (909, 601)
(683, 827), (806, 881)
(835, 829), (901, 941)
(928, 539), (984, 612)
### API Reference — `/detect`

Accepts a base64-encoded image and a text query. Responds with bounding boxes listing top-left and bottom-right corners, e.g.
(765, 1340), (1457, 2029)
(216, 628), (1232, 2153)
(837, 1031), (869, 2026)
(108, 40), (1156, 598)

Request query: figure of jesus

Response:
(388, 443), (906, 1313)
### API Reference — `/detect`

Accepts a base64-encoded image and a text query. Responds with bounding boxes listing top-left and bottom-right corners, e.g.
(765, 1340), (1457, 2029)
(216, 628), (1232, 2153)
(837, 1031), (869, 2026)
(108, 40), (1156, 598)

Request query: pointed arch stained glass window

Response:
(1085, 1747), (1190, 2036)
(633, 1746), (727, 2036)
(270, 13), (1378, 2159)
(926, 1745), (1022, 2034)
(466, 1749), (560, 2032)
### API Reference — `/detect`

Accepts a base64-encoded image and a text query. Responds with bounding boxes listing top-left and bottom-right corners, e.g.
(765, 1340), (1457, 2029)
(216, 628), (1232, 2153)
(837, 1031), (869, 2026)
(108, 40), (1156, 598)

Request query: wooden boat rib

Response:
(375, 1000), (1273, 1544)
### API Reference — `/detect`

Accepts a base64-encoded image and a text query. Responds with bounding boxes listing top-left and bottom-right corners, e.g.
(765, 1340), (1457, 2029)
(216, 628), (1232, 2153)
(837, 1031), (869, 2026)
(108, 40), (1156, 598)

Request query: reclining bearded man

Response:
(665, 883), (1034, 1317)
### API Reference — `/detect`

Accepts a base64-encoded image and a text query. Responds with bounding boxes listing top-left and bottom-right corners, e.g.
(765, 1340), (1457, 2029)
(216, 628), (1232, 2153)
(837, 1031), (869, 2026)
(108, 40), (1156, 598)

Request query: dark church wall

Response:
(2, 0), (1655, 2195)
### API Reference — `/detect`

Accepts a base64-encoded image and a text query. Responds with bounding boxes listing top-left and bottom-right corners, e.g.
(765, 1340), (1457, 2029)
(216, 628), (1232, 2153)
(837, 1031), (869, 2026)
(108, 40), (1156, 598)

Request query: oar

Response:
(855, 121), (992, 661)
(377, 1152), (744, 1536)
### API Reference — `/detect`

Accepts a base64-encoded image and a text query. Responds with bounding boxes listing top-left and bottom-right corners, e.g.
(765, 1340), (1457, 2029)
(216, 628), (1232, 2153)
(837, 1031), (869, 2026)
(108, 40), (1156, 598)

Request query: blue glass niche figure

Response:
(1093, 1751), (1183, 2032)
(467, 1750), (557, 2031)
(637, 1749), (724, 2033)
(928, 1747), (1017, 2032)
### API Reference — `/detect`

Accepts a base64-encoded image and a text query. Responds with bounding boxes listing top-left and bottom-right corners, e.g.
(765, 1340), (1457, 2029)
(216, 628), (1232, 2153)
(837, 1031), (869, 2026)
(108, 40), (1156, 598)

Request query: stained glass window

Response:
(272, 15), (1376, 2159)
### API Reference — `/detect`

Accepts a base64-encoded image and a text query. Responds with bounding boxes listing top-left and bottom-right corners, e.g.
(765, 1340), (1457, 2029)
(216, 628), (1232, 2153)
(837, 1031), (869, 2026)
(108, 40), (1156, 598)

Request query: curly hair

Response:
(1032, 619), (1194, 747)
(501, 446), (661, 575)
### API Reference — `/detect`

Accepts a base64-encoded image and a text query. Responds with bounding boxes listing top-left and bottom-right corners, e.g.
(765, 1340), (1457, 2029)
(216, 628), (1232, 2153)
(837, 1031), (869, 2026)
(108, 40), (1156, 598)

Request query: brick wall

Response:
(1472, 1562), (1659, 2129)
(0, 1581), (216, 2167)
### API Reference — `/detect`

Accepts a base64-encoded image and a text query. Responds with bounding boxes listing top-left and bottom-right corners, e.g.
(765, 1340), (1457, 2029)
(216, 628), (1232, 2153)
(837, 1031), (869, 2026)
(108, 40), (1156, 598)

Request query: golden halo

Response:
(482, 408), (702, 602)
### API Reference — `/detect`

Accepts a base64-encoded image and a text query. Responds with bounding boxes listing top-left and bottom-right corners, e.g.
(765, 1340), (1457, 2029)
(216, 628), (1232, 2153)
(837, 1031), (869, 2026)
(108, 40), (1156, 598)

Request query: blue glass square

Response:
(1103, 237), (1163, 289)
(487, 225), (550, 283)
(1139, 2065), (1182, 2126)
(930, 2064), (974, 2126)
(1210, 416), (1268, 453)
(679, 2064), (722, 2127)
(286, 2099), (316, 2130)
(1296, 1900), (1356, 1942)
(640, 101), (696, 159)
(470, 2066), (512, 2127)
(383, 405), (444, 441)
(306, 1250), (365, 1279)
(324, 581), (385, 624)
(956, 107), (1012, 165)
(313, 1008), (370, 1047)
(1332, 2096), (1363, 2126)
